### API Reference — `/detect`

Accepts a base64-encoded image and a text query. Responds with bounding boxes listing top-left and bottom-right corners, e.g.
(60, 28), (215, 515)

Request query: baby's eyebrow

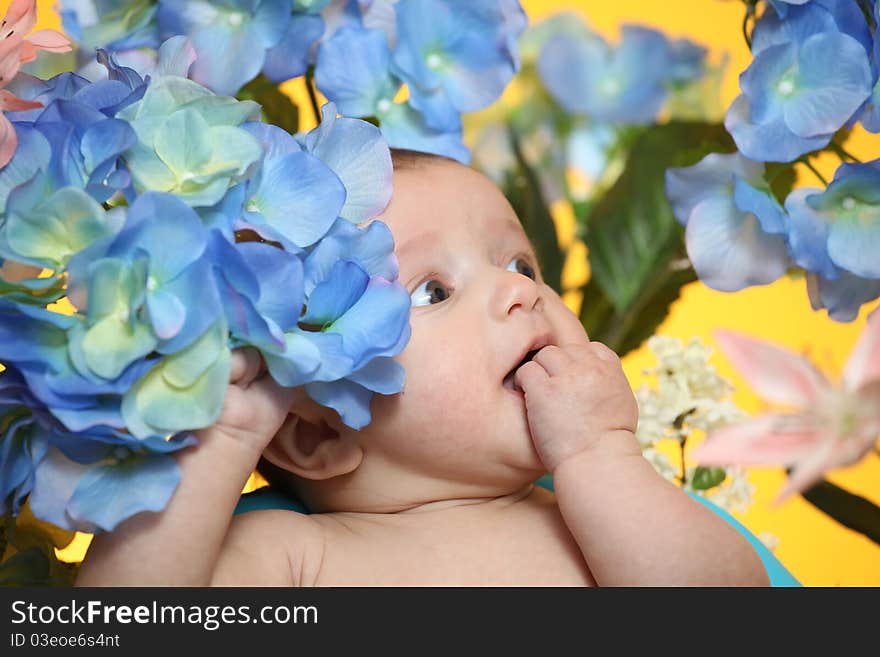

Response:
(396, 218), (526, 259)
(397, 230), (442, 260)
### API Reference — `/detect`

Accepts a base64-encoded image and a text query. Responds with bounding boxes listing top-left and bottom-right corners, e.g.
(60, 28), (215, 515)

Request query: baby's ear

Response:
(263, 414), (363, 481)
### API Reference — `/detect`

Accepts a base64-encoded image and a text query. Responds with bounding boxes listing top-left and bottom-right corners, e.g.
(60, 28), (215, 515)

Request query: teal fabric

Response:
(235, 473), (800, 586)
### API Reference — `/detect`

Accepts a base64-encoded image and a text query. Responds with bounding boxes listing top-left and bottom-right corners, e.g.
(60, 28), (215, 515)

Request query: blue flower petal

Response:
(783, 32), (872, 138)
(685, 196), (792, 292)
(732, 176), (787, 234)
(725, 94), (830, 162)
(329, 277), (411, 368)
(247, 150), (346, 248)
(263, 330), (328, 386)
(237, 241), (304, 331)
(67, 452), (182, 532)
(380, 101), (470, 163)
(784, 187), (841, 279)
(806, 270), (880, 322)
(263, 12), (325, 83)
(346, 356), (405, 395)
(315, 26), (397, 117)
(302, 260), (370, 326)
(299, 104), (393, 223)
(302, 218), (398, 295)
(664, 152), (764, 226)
(305, 377), (373, 429)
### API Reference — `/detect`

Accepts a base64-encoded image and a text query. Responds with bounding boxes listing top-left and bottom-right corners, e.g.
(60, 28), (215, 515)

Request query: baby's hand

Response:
(514, 340), (639, 472)
(193, 347), (294, 456)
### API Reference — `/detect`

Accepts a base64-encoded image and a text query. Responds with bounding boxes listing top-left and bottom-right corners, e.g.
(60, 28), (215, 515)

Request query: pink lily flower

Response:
(0, 0), (71, 167)
(693, 308), (880, 504)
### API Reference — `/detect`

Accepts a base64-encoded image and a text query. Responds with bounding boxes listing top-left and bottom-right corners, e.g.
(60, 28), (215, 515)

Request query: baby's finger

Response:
(588, 341), (622, 364)
(542, 286), (590, 345)
(229, 347), (266, 386)
(514, 359), (549, 392)
(530, 344), (572, 376)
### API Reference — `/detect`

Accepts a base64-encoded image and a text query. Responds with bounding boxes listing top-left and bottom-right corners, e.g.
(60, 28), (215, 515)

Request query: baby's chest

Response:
(309, 505), (596, 586)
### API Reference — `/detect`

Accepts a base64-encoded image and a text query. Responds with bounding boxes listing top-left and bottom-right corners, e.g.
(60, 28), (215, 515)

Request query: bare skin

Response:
(77, 159), (768, 587)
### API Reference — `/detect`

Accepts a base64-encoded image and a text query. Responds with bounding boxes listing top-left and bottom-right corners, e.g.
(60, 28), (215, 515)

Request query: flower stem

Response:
(305, 67), (322, 126)
(798, 157), (829, 186)
(741, 0), (757, 50)
(828, 141), (862, 164)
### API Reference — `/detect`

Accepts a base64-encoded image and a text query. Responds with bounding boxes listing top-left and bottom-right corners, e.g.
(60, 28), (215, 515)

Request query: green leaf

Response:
(691, 466), (727, 491)
(0, 504), (80, 587)
(236, 74), (299, 135)
(503, 124), (564, 294)
(800, 478), (880, 546)
(764, 161), (797, 207)
(580, 121), (735, 356)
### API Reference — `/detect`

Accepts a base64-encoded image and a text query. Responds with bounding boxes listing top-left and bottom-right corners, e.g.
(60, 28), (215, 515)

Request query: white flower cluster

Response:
(635, 335), (756, 515)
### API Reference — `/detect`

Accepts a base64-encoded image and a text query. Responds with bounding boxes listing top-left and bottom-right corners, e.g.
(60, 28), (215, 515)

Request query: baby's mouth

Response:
(502, 349), (541, 393)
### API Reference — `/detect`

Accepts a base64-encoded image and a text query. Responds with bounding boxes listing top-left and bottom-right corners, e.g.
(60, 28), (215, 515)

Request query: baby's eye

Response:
(506, 256), (537, 281)
(411, 278), (453, 307)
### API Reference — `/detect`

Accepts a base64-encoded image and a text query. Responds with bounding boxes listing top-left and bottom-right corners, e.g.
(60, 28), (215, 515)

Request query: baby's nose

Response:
(495, 270), (542, 318)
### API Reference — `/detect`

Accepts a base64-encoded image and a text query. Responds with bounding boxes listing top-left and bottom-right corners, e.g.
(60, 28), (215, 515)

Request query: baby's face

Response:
(353, 160), (589, 487)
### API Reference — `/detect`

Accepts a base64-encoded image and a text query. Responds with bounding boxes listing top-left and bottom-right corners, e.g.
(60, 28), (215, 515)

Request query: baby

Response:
(76, 150), (769, 586)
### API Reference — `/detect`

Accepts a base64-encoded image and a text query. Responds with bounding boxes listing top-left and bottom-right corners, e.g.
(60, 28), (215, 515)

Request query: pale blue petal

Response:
(302, 260), (370, 326)
(725, 94), (830, 162)
(249, 150), (345, 248)
(237, 241), (304, 331)
(806, 270), (880, 322)
(315, 26), (396, 117)
(664, 152), (764, 225)
(67, 453), (181, 532)
(828, 209), (880, 278)
(329, 277), (411, 367)
(784, 32), (873, 138)
(263, 330), (326, 386)
(301, 104), (393, 223)
(263, 13), (325, 83)
(686, 196), (792, 292)
(732, 176), (787, 234)
(784, 187), (840, 279)
(305, 378), (373, 429)
(346, 356), (405, 394)
(381, 102), (470, 163)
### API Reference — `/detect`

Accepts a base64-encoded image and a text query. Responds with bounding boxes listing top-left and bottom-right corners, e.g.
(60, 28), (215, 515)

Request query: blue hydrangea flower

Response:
(117, 74), (263, 207)
(0, 368), (50, 516)
(665, 152), (793, 292)
(314, 27), (469, 162)
(60, 0), (160, 53)
(64, 192), (224, 375)
(0, 357), (194, 533)
(805, 269), (880, 322)
(5, 62), (144, 203)
(726, 0), (874, 161)
(768, 0), (813, 19)
(29, 427), (195, 533)
(296, 102), (393, 224)
(261, 10), (325, 83)
(390, 0), (525, 132)
(282, 217), (411, 430)
(784, 160), (880, 281)
(0, 172), (117, 276)
(538, 24), (676, 125)
(156, 0), (290, 96)
(240, 122), (346, 249)
(204, 229), (319, 387)
(0, 299), (157, 434)
(857, 2), (880, 132)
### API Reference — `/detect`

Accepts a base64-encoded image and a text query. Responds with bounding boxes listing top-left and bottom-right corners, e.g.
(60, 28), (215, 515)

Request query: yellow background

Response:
(23, 0), (880, 585)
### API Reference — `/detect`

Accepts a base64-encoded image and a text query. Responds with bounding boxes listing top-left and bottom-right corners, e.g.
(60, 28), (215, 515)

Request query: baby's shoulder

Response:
(213, 509), (325, 586)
